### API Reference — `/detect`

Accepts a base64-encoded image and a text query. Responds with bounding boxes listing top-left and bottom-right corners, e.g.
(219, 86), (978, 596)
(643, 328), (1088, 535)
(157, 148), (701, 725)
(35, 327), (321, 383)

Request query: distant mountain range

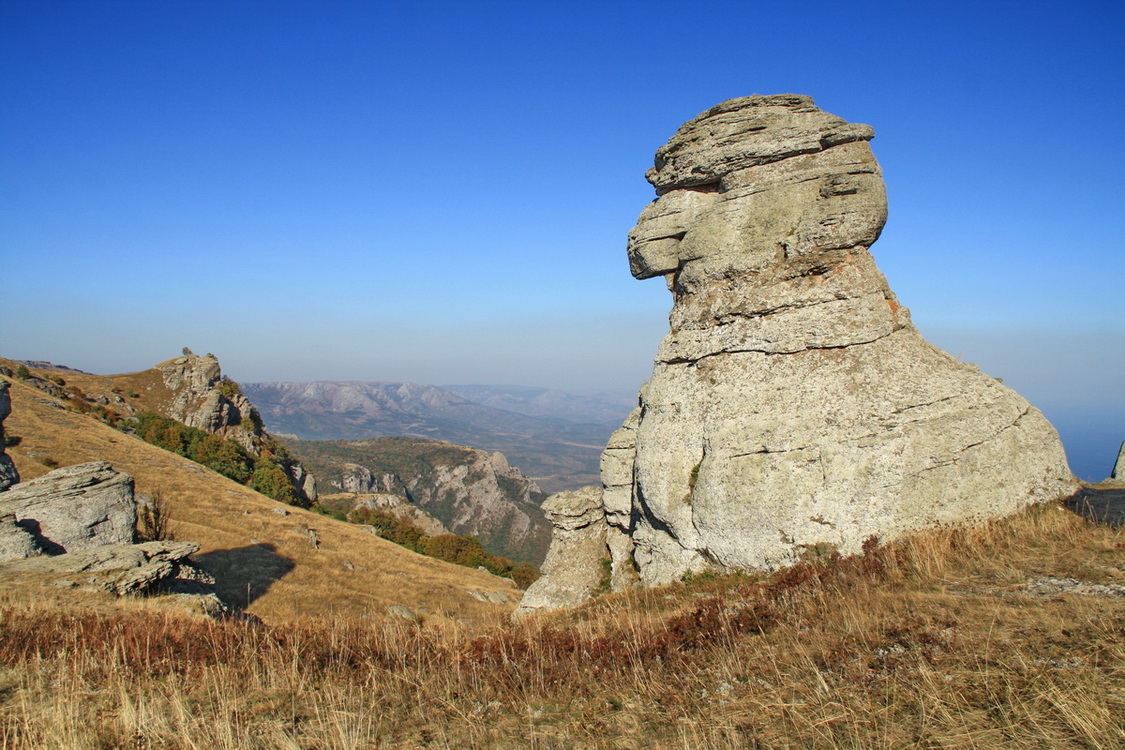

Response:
(241, 382), (636, 494)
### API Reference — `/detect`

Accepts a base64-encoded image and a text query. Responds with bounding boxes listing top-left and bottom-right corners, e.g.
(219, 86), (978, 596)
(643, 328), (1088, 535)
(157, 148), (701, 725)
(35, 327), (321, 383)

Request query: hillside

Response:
(1, 354), (318, 506)
(1, 495), (1121, 747)
(0, 373), (521, 626)
(284, 435), (552, 565)
(243, 380), (623, 493)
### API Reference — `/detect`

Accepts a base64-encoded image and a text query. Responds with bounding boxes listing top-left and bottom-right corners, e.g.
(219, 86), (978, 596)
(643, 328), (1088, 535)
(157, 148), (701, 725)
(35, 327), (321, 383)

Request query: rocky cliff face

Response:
(520, 95), (1077, 612)
(286, 436), (552, 565)
(155, 354), (317, 503)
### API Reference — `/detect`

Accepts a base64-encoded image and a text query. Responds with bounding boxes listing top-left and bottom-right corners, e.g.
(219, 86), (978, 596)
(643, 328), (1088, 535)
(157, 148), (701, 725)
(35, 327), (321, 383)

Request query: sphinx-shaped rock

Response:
(514, 485), (606, 616)
(617, 94), (1078, 585)
(525, 95), (1077, 610)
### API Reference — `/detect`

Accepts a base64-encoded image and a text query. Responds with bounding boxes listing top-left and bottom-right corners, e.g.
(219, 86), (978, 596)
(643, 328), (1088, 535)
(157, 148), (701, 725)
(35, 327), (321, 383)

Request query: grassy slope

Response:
(1, 374), (520, 626)
(0, 498), (1121, 748)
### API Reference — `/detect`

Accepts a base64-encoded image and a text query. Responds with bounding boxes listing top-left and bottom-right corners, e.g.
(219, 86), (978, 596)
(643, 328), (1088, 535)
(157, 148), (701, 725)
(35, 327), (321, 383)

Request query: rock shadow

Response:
(1066, 488), (1125, 527)
(192, 543), (295, 609)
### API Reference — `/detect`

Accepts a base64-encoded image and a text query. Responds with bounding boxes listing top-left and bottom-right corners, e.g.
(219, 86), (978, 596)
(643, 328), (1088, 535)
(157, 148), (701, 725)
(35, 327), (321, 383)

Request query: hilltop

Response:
(0, 368), (520, 626)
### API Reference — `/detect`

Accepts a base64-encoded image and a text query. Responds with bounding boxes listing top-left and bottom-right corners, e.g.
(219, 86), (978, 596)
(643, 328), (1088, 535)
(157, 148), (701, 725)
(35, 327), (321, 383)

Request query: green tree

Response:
(192, 434), (253, 484)
(250, 457), (301, 506)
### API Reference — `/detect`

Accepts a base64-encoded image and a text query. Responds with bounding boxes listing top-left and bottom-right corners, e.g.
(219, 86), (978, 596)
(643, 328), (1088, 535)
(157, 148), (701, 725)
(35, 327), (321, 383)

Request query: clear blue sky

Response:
(1, 0), (1122, 479)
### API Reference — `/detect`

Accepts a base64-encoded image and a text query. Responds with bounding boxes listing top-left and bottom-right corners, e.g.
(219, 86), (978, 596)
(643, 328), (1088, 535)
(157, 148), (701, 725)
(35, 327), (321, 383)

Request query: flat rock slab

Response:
(1067, 487), (1125, 527)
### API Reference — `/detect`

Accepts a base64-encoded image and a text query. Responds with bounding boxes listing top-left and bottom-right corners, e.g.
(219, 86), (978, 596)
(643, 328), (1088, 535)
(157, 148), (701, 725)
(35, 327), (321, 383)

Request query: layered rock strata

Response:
(515, 486), (606, 615)
(523, 95), (1077, 611)
(0, 461), (136, 555)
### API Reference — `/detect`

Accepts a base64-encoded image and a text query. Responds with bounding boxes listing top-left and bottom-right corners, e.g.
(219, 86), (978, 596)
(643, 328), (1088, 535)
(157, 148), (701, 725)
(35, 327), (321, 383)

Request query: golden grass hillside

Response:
(0, 495), (1121, 748)
(1, 374), (520, 626)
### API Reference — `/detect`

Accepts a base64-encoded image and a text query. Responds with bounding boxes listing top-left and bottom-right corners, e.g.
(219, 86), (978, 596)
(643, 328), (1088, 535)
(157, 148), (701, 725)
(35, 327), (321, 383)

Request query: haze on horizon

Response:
(1, 0), (1121, 480)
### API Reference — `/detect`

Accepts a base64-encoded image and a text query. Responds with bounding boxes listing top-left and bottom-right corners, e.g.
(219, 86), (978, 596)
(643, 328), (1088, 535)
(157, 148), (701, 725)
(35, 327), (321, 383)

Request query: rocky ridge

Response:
(519, 95), (1077, 613)
(155, 353), (317, 503)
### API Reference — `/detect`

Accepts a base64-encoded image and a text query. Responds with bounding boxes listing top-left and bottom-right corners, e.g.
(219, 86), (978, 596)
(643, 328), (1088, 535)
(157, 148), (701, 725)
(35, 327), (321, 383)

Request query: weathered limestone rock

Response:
(0, 540), (200, 595)
(514, 485), (606, 616)
(350, 492), (450, 536)
(614, 94), (1077, 585)
(0, 381), (19, 491)
(0, 513), (39, 561)
(155, 353), (316, 504)
(0, 462), (136, 554)
(1112, 441), (1125, 482)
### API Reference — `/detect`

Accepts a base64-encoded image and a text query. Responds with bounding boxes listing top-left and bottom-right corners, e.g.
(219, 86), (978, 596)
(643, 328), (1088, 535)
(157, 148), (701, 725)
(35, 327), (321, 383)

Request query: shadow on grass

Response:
(193, 543), (295, 609)
(1067, 487), (1125, 527)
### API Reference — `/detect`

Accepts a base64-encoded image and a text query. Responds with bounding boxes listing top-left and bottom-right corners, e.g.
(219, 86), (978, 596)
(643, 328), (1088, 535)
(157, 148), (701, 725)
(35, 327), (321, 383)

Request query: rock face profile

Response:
(519, 95), (1076, 613)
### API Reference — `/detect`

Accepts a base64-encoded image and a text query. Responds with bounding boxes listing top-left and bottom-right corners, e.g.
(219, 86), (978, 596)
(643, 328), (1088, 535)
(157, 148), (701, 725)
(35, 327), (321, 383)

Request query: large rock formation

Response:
(0, 381), (19, 491)
(521, 95), (1076, 611)
(0, 461), (136, 555)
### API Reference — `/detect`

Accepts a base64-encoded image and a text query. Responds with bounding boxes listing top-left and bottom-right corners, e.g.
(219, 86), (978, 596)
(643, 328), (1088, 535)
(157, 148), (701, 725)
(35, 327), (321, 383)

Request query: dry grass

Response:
(1, 374), (519, 627)
(0, 498), (1121, 748)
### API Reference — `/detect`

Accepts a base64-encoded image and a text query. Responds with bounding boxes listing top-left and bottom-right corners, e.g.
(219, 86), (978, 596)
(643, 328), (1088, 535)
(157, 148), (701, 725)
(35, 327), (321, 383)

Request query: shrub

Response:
(192, 434), (253, 484)
(250, 457), (302, 506)
(136, 491), (172, 542)
(14, 365), (29, 380)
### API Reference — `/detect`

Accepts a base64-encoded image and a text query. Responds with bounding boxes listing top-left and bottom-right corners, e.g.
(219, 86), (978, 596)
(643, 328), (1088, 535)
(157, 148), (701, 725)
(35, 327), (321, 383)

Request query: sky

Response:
(1, 0), (1122, 479)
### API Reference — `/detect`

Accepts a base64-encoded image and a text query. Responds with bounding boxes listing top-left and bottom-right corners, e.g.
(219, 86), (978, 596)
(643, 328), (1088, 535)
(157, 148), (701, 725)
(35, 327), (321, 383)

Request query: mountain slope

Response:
(243, 381), (619, 492)
(284, 436), (551, 565)
(1, 374), (520, 625)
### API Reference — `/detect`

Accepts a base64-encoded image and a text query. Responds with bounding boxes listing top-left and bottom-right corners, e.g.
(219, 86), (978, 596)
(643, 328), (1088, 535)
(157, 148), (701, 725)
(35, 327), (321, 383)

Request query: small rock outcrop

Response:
(0, 461), (136, 556)
(526, 95), (1077, 610)
(515, 486), (606, 616)
(1, 540), (201, 595)
(156, 353), (317, 504)
(0, 381), (19, 491)
(348, 493), (450, 536)
(1112, 441), (1124, 482)
(0, 514), (38, 560)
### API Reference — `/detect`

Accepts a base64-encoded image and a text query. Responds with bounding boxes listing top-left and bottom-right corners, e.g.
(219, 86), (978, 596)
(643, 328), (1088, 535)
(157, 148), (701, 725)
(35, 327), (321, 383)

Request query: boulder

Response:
(1112, 441), (1125, 481)
(0, 462), (136, 554)
(514, 485), (606, 616)
(0, 540), (201, 595)
(0, 381), (19, 491)
(614, 94), (1077, 585)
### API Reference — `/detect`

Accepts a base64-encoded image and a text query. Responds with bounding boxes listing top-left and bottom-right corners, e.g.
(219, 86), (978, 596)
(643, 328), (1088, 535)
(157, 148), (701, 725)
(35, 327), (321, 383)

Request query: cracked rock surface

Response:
(616, 95), (1077, 585)
(526, 95), (1077, 610)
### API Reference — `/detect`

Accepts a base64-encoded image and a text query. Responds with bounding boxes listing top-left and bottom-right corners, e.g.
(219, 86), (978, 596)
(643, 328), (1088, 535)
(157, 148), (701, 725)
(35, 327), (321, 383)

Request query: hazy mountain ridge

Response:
(243, 381), (634, 493)
(441, 384), (635, 428)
